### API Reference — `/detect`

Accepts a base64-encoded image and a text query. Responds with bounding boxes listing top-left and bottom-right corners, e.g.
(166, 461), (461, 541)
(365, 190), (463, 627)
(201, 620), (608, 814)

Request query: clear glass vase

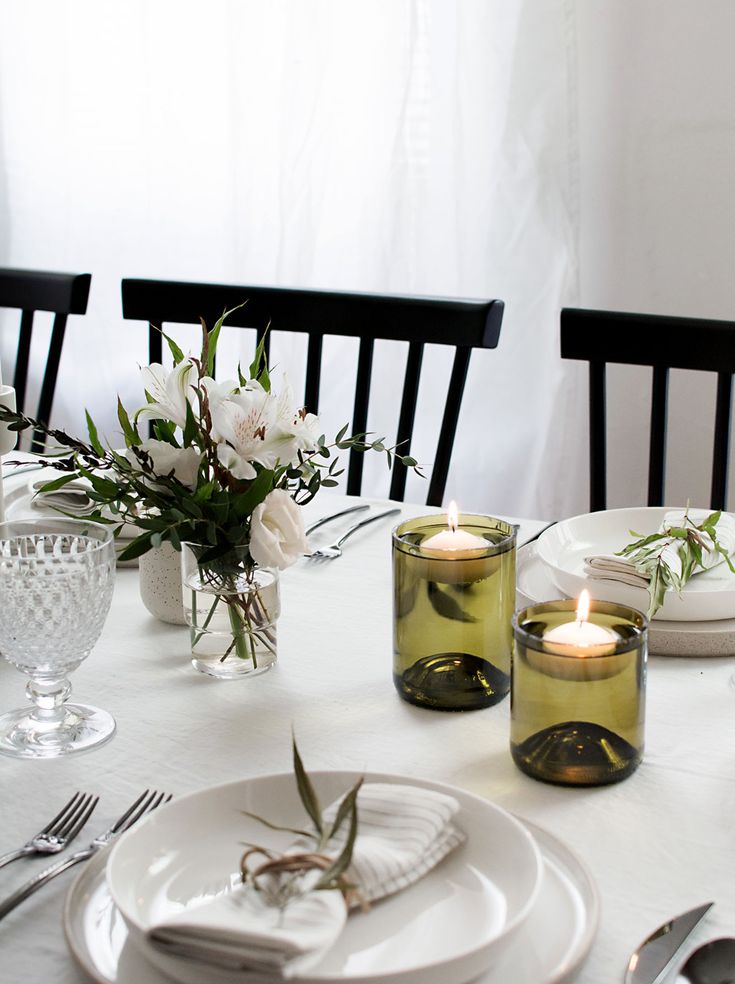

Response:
(181, 543), (279, 680)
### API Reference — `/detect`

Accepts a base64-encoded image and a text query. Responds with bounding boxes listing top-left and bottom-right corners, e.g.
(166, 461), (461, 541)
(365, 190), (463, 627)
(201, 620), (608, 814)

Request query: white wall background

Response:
(1, 0), (734, 519)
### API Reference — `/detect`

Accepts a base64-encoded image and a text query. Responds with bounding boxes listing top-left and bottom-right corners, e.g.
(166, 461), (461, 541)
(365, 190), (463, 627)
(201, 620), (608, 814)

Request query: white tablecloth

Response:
(1, 492), (734, 984)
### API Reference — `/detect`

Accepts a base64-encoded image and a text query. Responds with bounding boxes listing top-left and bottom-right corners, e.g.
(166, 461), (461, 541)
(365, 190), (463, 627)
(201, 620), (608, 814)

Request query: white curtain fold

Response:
(0, 0), (582, 519)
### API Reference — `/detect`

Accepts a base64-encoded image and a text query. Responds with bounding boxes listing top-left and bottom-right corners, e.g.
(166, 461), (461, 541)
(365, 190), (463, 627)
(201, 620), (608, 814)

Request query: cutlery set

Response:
(0, 789), (171, 921)
(305, 505), (401, 560)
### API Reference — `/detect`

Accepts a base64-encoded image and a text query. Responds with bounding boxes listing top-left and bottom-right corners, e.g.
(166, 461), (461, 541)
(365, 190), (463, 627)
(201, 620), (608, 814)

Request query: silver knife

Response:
(625, 902), (714, 984)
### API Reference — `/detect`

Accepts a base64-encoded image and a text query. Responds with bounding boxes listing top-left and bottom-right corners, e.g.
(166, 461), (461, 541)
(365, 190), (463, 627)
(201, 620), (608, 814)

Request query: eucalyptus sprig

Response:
(616, 508), (735, 616)
(239, 737), (363, 910)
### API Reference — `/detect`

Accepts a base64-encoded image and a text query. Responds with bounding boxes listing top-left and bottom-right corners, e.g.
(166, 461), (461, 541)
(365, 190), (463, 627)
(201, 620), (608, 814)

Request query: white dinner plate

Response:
(536, 507), (735, 621)
(64, 818), (597, 984)
(104, 772), (543, 984)
(518, 541), (735, 656)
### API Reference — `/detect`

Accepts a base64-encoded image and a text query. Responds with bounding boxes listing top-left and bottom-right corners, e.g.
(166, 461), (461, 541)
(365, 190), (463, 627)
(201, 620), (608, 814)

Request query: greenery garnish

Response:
(616, 507), (735, 616)
(239, 737), (364, 910)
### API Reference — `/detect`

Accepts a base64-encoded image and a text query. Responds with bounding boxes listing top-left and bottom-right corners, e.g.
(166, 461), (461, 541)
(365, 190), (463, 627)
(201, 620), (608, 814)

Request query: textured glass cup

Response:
(0, 519), (116, 759)
(511, 600), (648, 786)
(181, 543), (279, 679)
(392, 514), (517, 710)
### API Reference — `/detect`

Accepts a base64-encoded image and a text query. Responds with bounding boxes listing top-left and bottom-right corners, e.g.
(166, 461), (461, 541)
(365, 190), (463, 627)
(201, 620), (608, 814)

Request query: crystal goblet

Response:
(0, 519), (116, 759)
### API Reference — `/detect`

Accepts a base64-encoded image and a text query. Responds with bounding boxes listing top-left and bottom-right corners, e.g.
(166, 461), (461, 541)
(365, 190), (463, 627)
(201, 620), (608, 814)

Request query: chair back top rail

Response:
(0, 269), (91, 315)
(122, 278), (503, 349)
(561, 307), (735, 373)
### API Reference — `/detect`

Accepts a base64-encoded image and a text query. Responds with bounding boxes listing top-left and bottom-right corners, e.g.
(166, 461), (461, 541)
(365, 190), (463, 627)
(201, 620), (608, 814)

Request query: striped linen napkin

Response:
(147, 783), (465, 979)
(584, 509), (735, 587)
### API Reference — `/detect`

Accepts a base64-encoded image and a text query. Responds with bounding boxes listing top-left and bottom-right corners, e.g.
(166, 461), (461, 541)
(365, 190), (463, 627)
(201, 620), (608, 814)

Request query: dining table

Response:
(1, 480), (735, 984)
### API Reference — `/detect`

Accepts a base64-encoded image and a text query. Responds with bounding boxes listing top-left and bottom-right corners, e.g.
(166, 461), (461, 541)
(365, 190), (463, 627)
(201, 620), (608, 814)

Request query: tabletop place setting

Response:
(0, 303), (734, 984)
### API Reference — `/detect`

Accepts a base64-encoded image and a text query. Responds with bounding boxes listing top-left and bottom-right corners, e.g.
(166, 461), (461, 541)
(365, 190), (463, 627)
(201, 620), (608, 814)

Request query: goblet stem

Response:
(25, 675), (73, 726)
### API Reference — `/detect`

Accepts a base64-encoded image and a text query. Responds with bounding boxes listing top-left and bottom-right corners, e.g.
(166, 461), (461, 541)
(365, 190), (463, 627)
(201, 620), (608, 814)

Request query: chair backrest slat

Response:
(122, 278), (503, 504)
(389, 341), (424, 502)
(562, 307), (735, 511)
(347, 336), (375, 497)
(428, 346), (473, 507)
(304, 333), (323, 412)
(647, 366), (669, 506)
(13, 309), (35, 413)
(712, 371), (733, 511)
(589, 361), (607, 511)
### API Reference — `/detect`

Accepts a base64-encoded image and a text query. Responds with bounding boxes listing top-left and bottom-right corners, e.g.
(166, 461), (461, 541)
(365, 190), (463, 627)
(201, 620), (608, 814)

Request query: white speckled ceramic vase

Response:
(138, 542), (186, 625)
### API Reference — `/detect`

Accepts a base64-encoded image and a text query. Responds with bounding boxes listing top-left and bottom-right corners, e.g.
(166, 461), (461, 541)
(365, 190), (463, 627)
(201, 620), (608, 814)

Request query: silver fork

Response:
(309, 508), (401, 559)
(0, 789), (172, 920)
(0, 792), (98, 869)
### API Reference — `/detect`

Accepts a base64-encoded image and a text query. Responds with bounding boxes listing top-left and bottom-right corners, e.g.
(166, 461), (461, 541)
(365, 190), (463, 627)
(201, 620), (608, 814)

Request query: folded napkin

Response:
(584, 509), (735, 587)
(147, 783), (465, 979)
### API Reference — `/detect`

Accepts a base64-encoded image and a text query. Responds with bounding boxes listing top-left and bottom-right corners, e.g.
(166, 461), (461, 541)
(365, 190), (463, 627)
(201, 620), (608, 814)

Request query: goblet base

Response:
(0, 703), (116, 759)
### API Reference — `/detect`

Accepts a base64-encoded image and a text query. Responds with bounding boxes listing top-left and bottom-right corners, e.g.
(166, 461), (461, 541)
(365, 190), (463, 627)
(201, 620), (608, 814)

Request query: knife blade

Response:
(625, 902), (714, 984)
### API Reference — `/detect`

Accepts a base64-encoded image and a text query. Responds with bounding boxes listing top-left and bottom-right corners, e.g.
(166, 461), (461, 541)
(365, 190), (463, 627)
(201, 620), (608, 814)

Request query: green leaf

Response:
(117, 398), (140, 447)
(292, 736), (323, 837)
(85, 410), (104, 456)
(314, 780), (362, 890)
(248, 329), (271, 392)
(327, 777), (363, 843)
(163, 331), (186, 366)
(35, 473), (81, 493)
(116, 532), (154, 562)
(207, 303), (247, 376)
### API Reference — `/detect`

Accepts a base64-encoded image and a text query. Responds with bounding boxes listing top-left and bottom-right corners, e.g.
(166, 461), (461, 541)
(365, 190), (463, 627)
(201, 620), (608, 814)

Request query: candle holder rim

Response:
(393, 513), (518, 557)
(513, 598), (648, 657)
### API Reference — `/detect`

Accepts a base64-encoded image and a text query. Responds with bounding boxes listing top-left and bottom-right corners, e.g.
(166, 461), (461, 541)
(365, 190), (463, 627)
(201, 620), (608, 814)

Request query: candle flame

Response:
(576, 589), (591, 623)
(447, 500), (459, 533)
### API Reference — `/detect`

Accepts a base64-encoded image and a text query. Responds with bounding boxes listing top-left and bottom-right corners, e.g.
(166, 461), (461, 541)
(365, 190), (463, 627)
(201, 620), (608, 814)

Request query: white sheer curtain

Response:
(0, 0), (582, 519)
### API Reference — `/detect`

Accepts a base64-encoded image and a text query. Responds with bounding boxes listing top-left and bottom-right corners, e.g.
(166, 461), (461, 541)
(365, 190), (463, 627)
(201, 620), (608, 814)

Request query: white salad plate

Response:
(65, 815), (597, 984)
(102, 772), (542, 984)
(536, 507), (735, 622)
(518, 542), (735, 657)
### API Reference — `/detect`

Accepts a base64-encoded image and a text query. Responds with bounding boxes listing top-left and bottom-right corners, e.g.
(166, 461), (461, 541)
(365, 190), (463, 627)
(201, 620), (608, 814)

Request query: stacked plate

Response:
(63, 773), (599, 984)
(518, 507), (735, 656)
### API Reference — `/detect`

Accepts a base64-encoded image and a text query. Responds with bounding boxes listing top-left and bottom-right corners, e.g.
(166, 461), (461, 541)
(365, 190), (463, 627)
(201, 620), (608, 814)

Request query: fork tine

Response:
(115, 789), (171, 836)
(59, 794), (99, 842)
(55, 792), (95, 839)
(40, 791), (83, 835)
(110, 789), (150, 834)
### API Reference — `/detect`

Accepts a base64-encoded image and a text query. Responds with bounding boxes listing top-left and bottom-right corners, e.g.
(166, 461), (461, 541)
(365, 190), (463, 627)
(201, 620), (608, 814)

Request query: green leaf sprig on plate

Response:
(239, 738), (364, 911)
(616, 508), (735, 617)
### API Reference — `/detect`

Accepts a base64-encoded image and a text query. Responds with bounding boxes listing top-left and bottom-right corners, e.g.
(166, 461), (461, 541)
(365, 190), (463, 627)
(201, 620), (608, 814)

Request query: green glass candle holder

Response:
(392, 514), (517, 711)
(511, 600), (648, 786)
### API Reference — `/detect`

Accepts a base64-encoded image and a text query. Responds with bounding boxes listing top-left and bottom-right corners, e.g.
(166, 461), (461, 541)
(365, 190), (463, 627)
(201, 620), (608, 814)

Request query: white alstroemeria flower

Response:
(273, 381), (321, 456)
(249, 489), (308, 569)
(137, 359), (197, 429)
(129, 439), (202, 490)
(211, 383), (299, 479)
(199, 376), (239, 441)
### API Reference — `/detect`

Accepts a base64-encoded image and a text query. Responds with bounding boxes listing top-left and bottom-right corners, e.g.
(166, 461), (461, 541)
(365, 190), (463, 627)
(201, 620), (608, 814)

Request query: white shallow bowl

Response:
(536, 507), (735, 621)
(106, 771), (544, 984)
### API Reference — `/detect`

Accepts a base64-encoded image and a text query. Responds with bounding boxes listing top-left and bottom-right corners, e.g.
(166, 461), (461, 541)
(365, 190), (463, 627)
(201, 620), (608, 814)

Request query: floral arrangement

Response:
(0, 308), (418, 569)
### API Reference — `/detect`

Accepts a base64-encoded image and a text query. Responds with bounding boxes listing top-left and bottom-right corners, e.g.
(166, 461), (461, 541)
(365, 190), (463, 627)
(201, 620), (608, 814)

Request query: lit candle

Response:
(530, 590), (623, 680)
(422, 501), (488, 554)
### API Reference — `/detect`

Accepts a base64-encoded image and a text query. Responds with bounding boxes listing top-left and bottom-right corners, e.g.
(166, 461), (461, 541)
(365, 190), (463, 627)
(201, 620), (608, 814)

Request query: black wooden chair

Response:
(0, 268), (92, 449)
(561, 307), (735, 511)
(122, 278), (504, 505)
